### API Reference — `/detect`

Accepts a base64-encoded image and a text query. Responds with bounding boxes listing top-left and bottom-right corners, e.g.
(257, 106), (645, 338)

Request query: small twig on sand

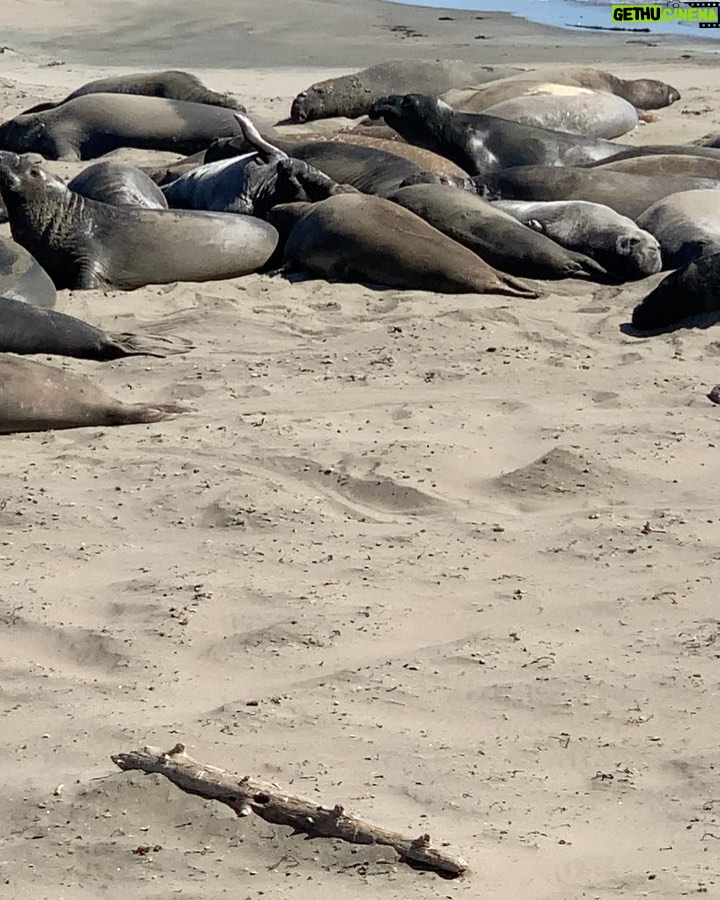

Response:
(111, 743), (467, 877)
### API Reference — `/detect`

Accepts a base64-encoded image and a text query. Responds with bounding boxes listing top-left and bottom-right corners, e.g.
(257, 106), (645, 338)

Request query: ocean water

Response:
(391, 0), (720, 38)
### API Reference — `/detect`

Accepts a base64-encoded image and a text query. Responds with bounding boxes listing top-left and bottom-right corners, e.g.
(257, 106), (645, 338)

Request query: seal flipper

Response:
(105, 332), (194, 359)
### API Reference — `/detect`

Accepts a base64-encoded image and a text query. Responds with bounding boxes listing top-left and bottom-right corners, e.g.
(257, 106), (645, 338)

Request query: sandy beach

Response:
(2, 2), (720, 898)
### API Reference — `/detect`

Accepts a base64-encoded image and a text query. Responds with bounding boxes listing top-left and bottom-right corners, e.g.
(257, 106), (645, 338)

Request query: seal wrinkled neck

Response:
(0, 157), (84, 249)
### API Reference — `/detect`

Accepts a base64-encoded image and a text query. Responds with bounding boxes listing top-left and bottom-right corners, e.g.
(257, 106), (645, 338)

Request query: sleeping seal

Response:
(204, 133), (449, 196)
(0, 94), (247, 161)
(369, 94), (633, 174)
(492, 200), (662, 279)
(0, 295), (192, 360)
(0, 354), (189, 434)
(22, 70), (244, 114)
(481, 91), (639, 140)
(505, 66), (680, 109)
(268, 194), (538, 297)
(636, 190), (720, 268)
(290, 60), (524, 123)
(68, 161), (169, 208)
(0, 235), (57, 308)
(0, 153), (278, 290)
(389, 183), (607, 280)
(476, 165), (720, 221)
(632, 252), (720, 331)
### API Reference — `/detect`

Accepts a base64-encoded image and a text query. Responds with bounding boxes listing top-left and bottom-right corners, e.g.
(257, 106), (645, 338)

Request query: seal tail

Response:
(234, 113), (289, 162)
(106, 332), (195, 359)
(494, 276), (539, 299)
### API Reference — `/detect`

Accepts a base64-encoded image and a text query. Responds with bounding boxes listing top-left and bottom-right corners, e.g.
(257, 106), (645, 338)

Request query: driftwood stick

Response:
(111, 743), (467, 877)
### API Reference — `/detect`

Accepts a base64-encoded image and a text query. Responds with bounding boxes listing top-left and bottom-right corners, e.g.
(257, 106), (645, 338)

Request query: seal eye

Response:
(28, 167), (42, 179)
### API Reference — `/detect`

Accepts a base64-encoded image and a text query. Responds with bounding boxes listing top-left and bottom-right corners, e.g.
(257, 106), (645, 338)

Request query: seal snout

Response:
(0, 150), (23, 189)
(290, 92), (309, 124)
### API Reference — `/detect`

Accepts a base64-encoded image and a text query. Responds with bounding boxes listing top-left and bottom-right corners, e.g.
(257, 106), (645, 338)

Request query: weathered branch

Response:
(111, 743), (467, 877)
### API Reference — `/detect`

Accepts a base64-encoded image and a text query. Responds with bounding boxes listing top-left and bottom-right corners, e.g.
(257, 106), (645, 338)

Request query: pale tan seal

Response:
(0, 355), (188, 433)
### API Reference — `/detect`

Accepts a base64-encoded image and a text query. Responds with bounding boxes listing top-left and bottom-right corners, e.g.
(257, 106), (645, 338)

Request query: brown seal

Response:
(268, 194), (538, 297)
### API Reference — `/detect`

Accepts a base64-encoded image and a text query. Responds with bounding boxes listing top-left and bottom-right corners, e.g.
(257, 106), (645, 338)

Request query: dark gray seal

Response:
(476, 165), (720, 221)
(491, 200), (661, 279)
(268, 194), (537, 297)
(636, 190), (720, 269)
(161, 114), (357, 216)
(631, 252), (720, 331)
(68, 161), (168, 208)
(0, 153), (278, 290)
(0, 354), (189, 434)
(290, 60), (523, 123)
(204, 133), (436, 196)
(0, 94), (246, 161)
(0, 234), (56, 308)
(388, 183), (606, 280)
(368, 94), (634, 175)
(0, 294), (192, 360)
(22, 70), (244, 114)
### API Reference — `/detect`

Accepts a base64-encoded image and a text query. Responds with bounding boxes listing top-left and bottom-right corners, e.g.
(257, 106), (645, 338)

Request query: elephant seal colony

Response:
(289, 59), (524, 122)
(0, 61), (715, 433)
(0, 152), (279, 290)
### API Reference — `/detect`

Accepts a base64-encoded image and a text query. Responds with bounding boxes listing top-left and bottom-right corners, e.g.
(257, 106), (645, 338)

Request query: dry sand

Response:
(2, 2), (720, 898)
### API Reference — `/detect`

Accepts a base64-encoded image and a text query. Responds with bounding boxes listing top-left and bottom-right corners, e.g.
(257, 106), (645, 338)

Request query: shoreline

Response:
(2, 0), (719, 72)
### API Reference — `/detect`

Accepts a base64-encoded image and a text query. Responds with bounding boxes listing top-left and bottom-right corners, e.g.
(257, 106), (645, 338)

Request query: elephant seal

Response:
(636, 190), (720, 269)
(162, 113), (357, 216)
(506, 66), (680, 110)
(22, 70), (244, 115)
(481, 91), (639, 140)
(0, 294), (192, 360)
(492, 200), (661, 279)
(585, 145), (720, 168)
(369, 95), (633, 175)
(268, 194), (537, 297)
(204, 132), (459, 196)
(278, 132), (466, 178)
(0, 94), (246, 161)
(631, 252), (720, 331)
(389, 183), (606, 281)
(0, 354), (189, 434)
(476, 165), (720, 221)
(0, 235), (57, 308)
(442, 80), (627, 115)
(0, 153), (279, 290)
(589, 153), (720, 181)
(290, 60), (524, 123)
(68, 161), (168, 208)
